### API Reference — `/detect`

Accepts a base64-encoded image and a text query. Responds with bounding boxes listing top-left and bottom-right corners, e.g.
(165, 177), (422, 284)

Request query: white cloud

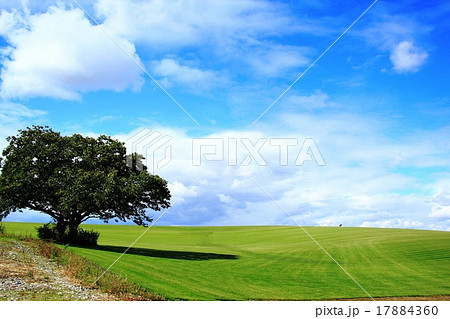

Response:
(152, 58), (225, 92)
(0, 101), (45, 119)
(0, 0), (57, 12)
(429, 190), (450, 220)
(95, 0), (296, 49)
(361, 219), (425, 229)
(429, 206), (450, 219)
(95, 0), (316, 76)
(244, 43), (311, 76)
(168, 181), (199, 199)
(432, 190), (450, 206)
(286, 90), (337, 109)
(4, 109), (449, 230)
(0, 6), (143, 100)
(107, 107), (450, 230)
(390, 41), (428, 73)
(0, 9), (25, 36)
(0, 101), (45, 150)
(360, 17), (430, 73)
(0, 0), (325, 96)
(217, 194), (236, 205)
(363, 18), (420, 50)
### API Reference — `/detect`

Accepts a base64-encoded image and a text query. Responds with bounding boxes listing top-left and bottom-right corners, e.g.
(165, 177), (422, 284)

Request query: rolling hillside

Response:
(4, 222), (450, 300)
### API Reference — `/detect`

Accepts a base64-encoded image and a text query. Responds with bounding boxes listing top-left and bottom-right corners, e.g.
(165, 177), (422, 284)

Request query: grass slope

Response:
(4, 222), (450, 300)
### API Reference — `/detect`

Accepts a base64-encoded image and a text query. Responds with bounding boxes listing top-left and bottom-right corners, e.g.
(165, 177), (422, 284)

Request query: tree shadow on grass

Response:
(86, 245), (239, 261)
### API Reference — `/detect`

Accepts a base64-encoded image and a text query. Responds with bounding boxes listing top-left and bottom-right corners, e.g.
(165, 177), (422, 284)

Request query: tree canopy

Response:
(0, 126), (171, 242)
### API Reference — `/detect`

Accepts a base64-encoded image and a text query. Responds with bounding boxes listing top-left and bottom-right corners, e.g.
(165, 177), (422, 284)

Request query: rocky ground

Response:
(0, 237), (113, 301)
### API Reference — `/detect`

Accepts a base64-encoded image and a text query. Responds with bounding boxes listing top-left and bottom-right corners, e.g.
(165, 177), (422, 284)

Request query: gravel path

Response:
(0, 238), (113, 301)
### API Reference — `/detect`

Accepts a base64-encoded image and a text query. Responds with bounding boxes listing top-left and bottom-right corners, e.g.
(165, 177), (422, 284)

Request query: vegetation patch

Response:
(0, 236), (107, 301)
(0, 228), (165, 300)
(37, 223), (100, 246)
(33, 239), (165, 300)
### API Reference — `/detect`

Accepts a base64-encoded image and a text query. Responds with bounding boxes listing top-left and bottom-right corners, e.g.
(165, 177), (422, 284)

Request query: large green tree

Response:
(0, 126), (171, 241)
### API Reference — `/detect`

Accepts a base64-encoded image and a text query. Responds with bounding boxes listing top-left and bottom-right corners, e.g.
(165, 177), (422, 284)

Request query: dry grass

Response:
(32, 239), (165, 300)
(0, 234), (165, 301)
(0, 237), (109, 301)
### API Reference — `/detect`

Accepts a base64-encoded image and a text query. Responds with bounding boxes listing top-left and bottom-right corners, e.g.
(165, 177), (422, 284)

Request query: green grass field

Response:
(3, 222), (450, 300)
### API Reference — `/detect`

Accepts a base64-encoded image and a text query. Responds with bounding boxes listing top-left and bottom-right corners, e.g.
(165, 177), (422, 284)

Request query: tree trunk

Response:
(68, 222), (80, 243)
(55, 219), (67, 243)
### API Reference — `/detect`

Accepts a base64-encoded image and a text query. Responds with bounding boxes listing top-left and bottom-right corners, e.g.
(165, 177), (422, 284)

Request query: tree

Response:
(0, 126), (171, 243)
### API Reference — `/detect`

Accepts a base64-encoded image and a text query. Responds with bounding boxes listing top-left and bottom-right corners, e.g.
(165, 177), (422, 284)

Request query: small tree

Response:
(0, 126), (171, 243)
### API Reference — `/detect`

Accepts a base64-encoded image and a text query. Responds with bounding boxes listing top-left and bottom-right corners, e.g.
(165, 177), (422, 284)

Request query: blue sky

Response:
(0, 0), (449, 230)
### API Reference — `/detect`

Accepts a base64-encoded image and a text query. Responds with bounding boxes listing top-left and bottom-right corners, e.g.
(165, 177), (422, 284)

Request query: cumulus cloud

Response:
(152, 58), (225, 92)
(286, 90), (337, 110)
(0, 6), (144, 100)
(0, 0), (325, 95)
(0, 0), (60, 12)
(4, 110), (449, 230)
(0, 8), (25, 36)
(95, 0), (315, 76)
(244, 43), (311, 77)
(95, 0), (296, 49)
(217, 194), (237, 205)
(360, 16), (430, 73)
(390, 41), (428, 73)
(429, 191), (450, 219)
(168, 181), (199, 200)
(108, 105), (450, 230)
(429, 206), (450, 219)
(432, 190), (450, 206)
(361, 219), (425, 229)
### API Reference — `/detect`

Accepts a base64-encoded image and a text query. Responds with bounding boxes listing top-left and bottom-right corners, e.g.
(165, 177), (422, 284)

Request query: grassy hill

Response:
(3, 222), (449, 300)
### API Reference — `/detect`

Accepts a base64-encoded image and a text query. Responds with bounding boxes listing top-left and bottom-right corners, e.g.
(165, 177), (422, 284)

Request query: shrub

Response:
(75, 228), (100, 246)
(0, 222), (5, 234)
(36, 223), (100, 246)
(36, 223), (57, 241)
